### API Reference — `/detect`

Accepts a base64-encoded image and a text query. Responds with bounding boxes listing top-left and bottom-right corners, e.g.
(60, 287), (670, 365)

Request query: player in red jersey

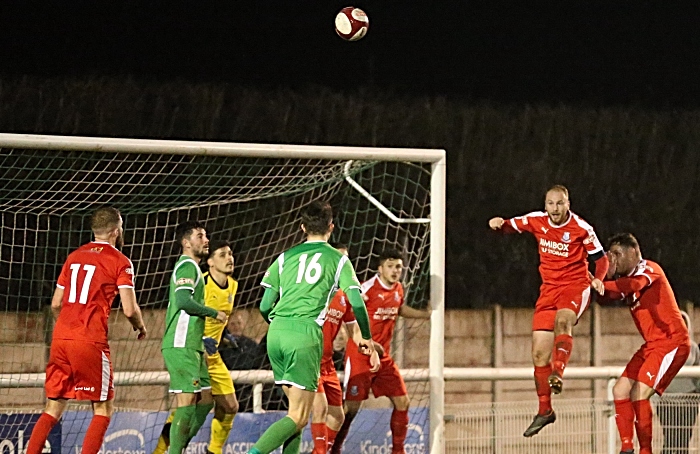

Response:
(26, 207), (148, 454)
(489, 185), (609, 437)
(331, 248), (431, 454)
(310, 245), (380, 454)
(599, 233), (690, 454)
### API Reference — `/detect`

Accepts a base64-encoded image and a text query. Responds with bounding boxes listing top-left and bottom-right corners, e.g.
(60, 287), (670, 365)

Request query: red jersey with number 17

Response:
(53, 241), (135, 344)
(321, 290), (356, 366)
(503, 211), (604, 285)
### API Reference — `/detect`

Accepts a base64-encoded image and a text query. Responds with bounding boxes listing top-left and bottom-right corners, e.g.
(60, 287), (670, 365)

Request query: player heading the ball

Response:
(489, 185), (609, 437)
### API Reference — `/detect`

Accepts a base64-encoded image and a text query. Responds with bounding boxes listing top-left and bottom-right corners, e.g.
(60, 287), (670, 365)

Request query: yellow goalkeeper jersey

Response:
(202, 271), (238, 355)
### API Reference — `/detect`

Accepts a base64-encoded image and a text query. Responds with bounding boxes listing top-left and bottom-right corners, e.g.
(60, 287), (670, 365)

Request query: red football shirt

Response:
(603, 259), (689, 344)
(53, 241), (135, 344)
(503, 211), (604, 285)
(321, 290), (356, 365)
(345, 275), (404, 355)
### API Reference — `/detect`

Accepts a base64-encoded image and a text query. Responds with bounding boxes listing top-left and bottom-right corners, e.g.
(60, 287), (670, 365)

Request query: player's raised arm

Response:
(488, 217), (505, 230)
(119, 287), (147, 339)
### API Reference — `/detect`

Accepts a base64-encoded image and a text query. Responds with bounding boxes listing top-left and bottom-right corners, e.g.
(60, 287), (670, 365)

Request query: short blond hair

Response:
(546, 184), (569, 199)
(90, 206), (121, 235)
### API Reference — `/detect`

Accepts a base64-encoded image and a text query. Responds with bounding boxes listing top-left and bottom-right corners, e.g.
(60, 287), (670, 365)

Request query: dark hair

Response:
(208, 240), (232, 259)
(301, 201), (333, 236)
(608, 232), (640, 250)
(175, 220), (206, 246)
(90, 206), (121, 235)
(331, 243), (348, 251)
(546, 184), (569, 199)
(379, 248), (404, 265)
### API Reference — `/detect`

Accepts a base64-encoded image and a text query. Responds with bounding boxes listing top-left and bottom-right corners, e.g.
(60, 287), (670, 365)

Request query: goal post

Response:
(0, 133), (446, 454)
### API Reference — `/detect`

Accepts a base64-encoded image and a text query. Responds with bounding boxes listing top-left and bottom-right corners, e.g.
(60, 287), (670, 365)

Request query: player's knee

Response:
(613, 381), (631, 400)
(392, 396), (410, 412)
(531, 348), (550, 366)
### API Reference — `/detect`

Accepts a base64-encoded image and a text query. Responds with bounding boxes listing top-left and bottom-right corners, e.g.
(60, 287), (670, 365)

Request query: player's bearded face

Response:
(115, 228), (124, 250)
(189, 229), (209, 259)
(544, 191), (570, 225)
(378, 259), (404, 284)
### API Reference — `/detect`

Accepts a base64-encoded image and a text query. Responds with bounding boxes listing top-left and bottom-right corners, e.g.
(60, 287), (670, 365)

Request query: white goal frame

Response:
(0, 133), (447, 454)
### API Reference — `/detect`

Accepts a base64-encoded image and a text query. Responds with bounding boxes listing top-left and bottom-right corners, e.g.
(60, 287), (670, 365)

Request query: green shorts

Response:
(162, 347), (210, 393)
(267, 318), (323, 391)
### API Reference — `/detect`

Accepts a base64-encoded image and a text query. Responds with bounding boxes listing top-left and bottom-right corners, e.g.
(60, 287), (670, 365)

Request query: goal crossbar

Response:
(0, 133), (445, 162)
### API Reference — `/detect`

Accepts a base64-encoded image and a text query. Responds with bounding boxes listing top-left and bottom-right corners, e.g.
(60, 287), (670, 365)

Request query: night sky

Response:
(2, 1), (698, 106)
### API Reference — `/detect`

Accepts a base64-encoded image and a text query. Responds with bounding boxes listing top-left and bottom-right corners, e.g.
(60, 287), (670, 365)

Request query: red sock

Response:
(327, 427), (338, 452)
(330, 417), (352, 454)
(632, 399), (653, 454)
(311, 423), (328, 454)
(27, 413), (58, 454)
(390, 409), (409, 454)
(534, 365), (553, 414)
(552, 334), (573, 376)
(81, 415), (111, 454)
(614, 398), (635, 451)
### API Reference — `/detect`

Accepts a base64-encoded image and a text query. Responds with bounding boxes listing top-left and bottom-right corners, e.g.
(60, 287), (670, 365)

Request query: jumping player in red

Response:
(310, 246), (380, 454)
(331, 248), (431, 454)
(489, 185), (609, 437)
(26, 206), (148, 454)
(600, 233), (690, 454)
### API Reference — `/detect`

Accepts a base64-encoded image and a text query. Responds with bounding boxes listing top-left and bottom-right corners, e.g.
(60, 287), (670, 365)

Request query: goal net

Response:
(0, 134), (445, 454)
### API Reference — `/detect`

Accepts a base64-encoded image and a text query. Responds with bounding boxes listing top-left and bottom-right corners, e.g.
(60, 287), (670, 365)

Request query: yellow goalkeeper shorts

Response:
(206, 353), (235, 396)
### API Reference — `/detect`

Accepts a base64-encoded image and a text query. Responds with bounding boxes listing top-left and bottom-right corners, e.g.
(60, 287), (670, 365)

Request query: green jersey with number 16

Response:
(261, 241), (361, 325)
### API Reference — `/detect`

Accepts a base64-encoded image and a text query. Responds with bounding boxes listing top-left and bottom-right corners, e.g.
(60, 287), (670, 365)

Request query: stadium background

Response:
(1, 2), (698, 309)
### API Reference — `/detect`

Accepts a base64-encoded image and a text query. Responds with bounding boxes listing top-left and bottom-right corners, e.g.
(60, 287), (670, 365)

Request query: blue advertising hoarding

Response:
(2, 408), (427, 454)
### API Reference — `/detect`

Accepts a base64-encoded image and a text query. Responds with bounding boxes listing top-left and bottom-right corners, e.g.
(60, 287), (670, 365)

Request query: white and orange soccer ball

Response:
(335, 7), (369, 41)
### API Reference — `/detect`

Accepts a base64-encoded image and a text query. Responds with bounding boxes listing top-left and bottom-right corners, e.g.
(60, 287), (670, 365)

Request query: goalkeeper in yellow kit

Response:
(153, 240), (239, 454)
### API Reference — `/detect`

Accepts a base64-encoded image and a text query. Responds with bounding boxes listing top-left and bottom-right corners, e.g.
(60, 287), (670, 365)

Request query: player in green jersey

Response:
(247, 201), (377, 454)
(162, 221), (227, 454)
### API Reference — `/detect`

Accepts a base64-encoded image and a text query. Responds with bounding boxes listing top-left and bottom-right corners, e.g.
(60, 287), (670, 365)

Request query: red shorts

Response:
(45, 339), (114, 402)
(622, 340), (691, 395)
(532, 281), (591, 331)
(343, 353), (407, 401)
(317, 360), (343, 407)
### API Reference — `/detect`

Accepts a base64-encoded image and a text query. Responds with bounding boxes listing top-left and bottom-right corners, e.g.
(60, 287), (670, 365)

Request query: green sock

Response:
(169, 405), (196, 454)
(250, 416), (298, 454)
(282, 431), (302, 454)
(188, 402), (215, 440)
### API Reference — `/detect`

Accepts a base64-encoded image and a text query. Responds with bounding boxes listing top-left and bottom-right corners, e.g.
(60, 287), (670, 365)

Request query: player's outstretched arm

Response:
(119, 287), (147, 339)
(259, 287), (279, 324)
(346, 322), (385, 358)
(488, 217), (505, 230)
(50, 287), (64, 320)
(399, 304), (432, 319)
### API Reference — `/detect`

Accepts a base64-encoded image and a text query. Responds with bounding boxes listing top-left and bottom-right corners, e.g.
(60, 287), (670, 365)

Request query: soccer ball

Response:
(335, 7), (369, 41)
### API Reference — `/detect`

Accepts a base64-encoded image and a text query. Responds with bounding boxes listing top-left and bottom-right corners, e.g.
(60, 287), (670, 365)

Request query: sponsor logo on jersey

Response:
(562, 232), (571, 243)
(176, 277), (195, 285)
(539, 238), (570, 257)
(264, 271), (270, 278)
(394, 292), (400, 301)
(125, 267), (134, 275)
(327, 307), (345, 323)
(90, 247), (104, 253)
(373, 306), (399, 321)
(340, 296), (346, 306)
(541, 227), (549, 234)
(377, 293), (385, 300)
